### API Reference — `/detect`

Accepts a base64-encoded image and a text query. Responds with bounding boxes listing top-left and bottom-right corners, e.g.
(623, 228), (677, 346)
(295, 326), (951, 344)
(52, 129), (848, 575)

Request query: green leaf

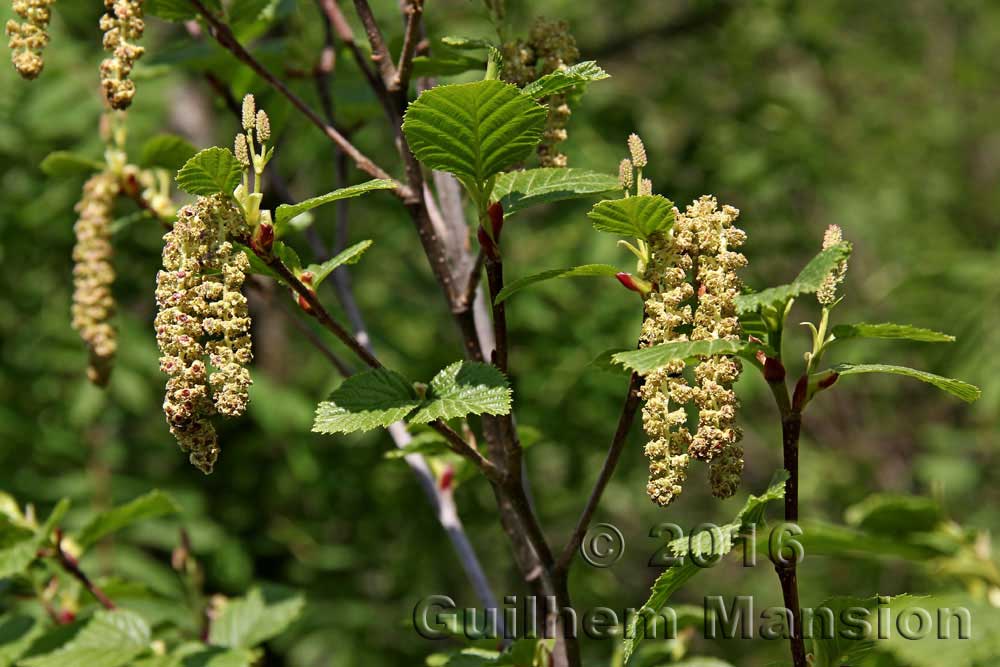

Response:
(0, 615), (45, 666)
(175, 147), (243, 196)
(235, 244), (280, 281)
(74, 490), (182, 551)
(830, 322), (955, 343)
(272, 241), (301, 273)
(20, 610), (150, 667)
(440, 36), (493, 51)
(0, 499), (69, 579)
(208, 588), (304, 649)
(410, 362), (512, 424)
(412, 54), (487, 78)
(491, 168), (620, 216)
(402, 80), (548, 189)
(844, 494), (945, 536)
(273, 179), (396, 229)
(810, 595), (919, 667)
(796, 519), (943, 562)
(613, 339), (753, 375)
(312, 370), (421, 435)
(175, 646), (259, 667)
(40, 152), (105, 177)
(827, 363), (981, 403)
(622, 472), (788, 663)
(382, 432), (451, 460)
(521, 61), (610, 99)
(588, 195), (675, 239)
(303, 240), (373, 288)
(146, 0), (221, 21)
(735, 242), (851, 314)
(494, 264), (620, 304)
(139, 134), (198, 172)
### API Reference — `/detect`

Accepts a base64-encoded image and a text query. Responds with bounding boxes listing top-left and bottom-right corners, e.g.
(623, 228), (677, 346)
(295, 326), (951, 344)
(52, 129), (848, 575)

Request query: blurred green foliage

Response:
(0, 0), (998, 665)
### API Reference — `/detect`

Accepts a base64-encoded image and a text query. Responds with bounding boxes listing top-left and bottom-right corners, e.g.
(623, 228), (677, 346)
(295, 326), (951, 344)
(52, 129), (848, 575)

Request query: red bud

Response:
(698, 283), (707, 298)
(818, 372), (839, 390)
(439, 465), (455, 492)
(478, 225), (499, 260)
(252, 222), (274, 255)
(763, 357), (786, 383)
(296, 288), (315, 314)
(792, 376), (808, 411)
(616, 272), (640, 292)
(57, 610), (76, 625)
(488, 201), (504, 239)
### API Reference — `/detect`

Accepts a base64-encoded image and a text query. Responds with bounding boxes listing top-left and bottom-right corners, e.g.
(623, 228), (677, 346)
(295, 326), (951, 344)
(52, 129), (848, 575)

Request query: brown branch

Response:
(555, 371), (643, 573)
(188, 0), (402, 192)
(52, 529), (115, 610)
(391, 0), (424, 92)
(352, 0), (397, 85)
(485, 258), (509, 372)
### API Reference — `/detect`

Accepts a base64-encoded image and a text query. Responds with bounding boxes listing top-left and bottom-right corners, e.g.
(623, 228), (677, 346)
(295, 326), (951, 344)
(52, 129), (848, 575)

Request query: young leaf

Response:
(312, 370), (421, 434)
(273, 241), (301, 274)
(402, 80), (548, 188)
(735, 242), (851, 314)
(74, 490), (182, 551)
(613, 339), (753, 375)
(0, 499), (70, 579)
(520, 61), (610, 99)
(830, 323), (955, 343)
(40, 151), (105, 177)
(139, 134), (198, 172)
(440, 36), (493, 51)
(494, 264), (620, 304)
(273, 179), (396, 229)
(588, 195), (675, 239)
(20, 610), (151, 667)
(491, 168), (620, 216)
(303, 240), (373, 288)
(208, 587), (305, 649)
(176, 147), (243, 196)
(412, 54), (487, 78)
(826, 363), (981, 403)
(622, 472), (788, 663)
(409, 362), (512, 424)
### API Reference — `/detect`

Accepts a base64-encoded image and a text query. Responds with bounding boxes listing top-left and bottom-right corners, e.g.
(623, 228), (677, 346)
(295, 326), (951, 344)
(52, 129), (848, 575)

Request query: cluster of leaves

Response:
(0, 491), (303, 666)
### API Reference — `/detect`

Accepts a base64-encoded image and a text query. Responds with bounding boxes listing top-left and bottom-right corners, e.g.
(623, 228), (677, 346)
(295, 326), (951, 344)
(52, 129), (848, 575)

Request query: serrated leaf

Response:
(735, 242), (851, 314)
(588, 195), (675, 239)
(613, 339), (753, 375)
(410, 362), (512, 424)
(139, 135), (198, 172)
(383, 432), (451, 460)
(810, 595), (919, 667)
(0, 614), (45, 666)
(830, 322), (955, 343)
(175, 646), (258, 667)
(491, 168), (620, 216)
(176, 147), (242, 196)
(303, 240), (373, 288)
(74, 490), (182, 551)
(844, 494), (944, 536)
(272, 241), (301, 273)
(274, 179), (396, 228)
(411, 54), (487, 78)
(146, 0), (221, 21)
(208, 588), (304, 649)
(312, 370), (421, 434)
(521, 61), (609, 99)
(494, 264), (620, 304)
(20, 610), (150, 667)
(622, 472), (788, 663)
(402, 80), (547, 189)
(827, 363), (980, 403)
(0, 499), (69, 579)
(40, 152), (105, 177)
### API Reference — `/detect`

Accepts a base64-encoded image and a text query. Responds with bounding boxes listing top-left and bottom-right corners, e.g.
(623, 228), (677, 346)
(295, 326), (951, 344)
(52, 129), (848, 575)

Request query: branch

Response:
(51, 529), (115, 610)
(391, 0), (424, 92)
(188, 0), (402, 191)
(352, 0), (397, 85)
(555, 371), (643, 573)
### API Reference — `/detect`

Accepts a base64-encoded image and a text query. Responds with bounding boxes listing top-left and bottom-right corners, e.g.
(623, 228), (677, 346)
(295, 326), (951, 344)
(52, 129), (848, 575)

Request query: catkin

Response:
(71, 171), (119, 386)
(99, 0), (145, 109)
(155, 195), (251, 473)
(6, 0), (55, 79)
(502, 17), (579, 167)
(639, 193), (748, 505)
(816, 224), (847, 305)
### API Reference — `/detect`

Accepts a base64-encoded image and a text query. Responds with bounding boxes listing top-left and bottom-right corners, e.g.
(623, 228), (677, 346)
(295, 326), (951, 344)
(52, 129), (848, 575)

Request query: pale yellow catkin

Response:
(6, 0), (55, 79)
(99, 0), (145, 109)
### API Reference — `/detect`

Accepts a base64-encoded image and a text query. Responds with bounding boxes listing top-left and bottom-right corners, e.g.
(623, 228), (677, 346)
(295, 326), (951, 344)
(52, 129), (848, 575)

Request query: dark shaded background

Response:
(1, 0), (998, 665)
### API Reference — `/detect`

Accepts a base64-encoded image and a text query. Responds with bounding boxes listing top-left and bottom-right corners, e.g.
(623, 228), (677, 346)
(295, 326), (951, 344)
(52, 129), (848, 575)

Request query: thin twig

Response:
(188, 0), (402, 191)
(352, 0), (397, 85)
(555, 372), (643, 573)
(52, 529), (115, 610)
(392, 0), (424, 91)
